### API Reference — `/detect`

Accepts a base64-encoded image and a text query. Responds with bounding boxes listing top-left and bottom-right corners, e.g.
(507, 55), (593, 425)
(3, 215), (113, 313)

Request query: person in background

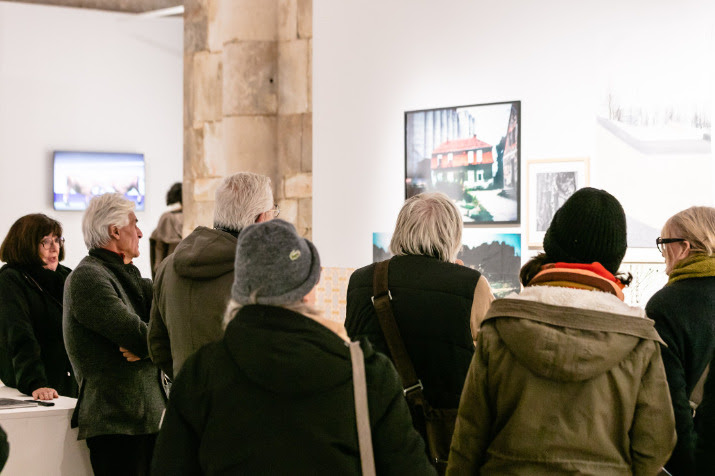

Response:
(148, 172), (278, 380)
(345, 192), (493, 452)
(0, 214), (77, 400)
(645, 206), (715, 476)
(151, 219), (434, 475)
(149, 181), (183, 279)
(448, 187), (676, 475)
(63, 193), (165, 476)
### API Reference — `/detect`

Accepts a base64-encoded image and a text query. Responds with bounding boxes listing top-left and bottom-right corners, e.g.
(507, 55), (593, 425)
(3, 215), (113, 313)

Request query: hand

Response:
(120, 346), (141, 362)
(32, 387), (59, 401)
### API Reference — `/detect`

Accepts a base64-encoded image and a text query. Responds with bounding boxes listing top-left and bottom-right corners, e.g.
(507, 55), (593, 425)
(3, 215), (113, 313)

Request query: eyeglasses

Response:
(271, 204), (280, 218)
(656, 237), (686, 254)
(40, 237), (65, 249)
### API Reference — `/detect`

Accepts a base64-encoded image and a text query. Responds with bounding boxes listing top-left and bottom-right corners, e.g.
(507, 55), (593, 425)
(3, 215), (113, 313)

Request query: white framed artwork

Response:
(620, 262), (667, 307)
(527, 158), (589, 247)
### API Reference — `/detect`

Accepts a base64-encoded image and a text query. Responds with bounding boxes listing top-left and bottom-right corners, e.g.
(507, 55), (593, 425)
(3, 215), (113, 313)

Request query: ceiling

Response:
(2, 0), (183, 14)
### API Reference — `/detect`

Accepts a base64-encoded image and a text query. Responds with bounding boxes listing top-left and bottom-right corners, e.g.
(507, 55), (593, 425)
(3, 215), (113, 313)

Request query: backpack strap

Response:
(371, 259), (425, 405)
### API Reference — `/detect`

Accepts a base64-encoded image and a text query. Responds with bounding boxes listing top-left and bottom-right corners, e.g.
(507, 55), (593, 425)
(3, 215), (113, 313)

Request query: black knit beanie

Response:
(542, 187), (627, 274)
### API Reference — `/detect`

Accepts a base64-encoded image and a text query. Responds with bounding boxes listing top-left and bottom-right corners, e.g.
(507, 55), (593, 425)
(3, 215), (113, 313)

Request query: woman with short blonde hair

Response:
(389, 192), (463, 263)
(662, 206), (715, 259)
(646, 205), (715, 475)
(345, 192), (493, 470)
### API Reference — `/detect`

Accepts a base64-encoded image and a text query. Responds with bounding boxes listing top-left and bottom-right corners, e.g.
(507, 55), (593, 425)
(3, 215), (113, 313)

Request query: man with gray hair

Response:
(148, 172), (277, 379)
(63, 193), (165, 475)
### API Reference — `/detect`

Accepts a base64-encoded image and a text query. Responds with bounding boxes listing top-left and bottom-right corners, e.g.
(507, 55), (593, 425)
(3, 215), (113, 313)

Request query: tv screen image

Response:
(405, 100), (520, 224)
(53, 151), (146, 211)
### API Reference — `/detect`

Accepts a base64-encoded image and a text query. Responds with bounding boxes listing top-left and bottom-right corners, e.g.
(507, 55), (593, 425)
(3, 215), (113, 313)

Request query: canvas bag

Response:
(371, 259), (457, 474)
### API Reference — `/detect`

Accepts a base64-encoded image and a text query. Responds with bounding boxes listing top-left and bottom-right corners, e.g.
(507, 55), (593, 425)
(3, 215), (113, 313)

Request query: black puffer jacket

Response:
(345, 255), (481, 409)
(0, 263), (77, 397)
(151, 305), (434, 476)
(646, 276), (715, 476)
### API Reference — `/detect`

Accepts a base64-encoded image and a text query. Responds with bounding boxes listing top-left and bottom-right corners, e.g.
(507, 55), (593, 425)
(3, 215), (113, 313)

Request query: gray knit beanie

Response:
(231, 219), (321, 306)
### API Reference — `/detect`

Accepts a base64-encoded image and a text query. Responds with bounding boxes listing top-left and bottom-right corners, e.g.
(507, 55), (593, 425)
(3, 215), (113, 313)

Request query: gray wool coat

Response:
(63, 248), (165, 440)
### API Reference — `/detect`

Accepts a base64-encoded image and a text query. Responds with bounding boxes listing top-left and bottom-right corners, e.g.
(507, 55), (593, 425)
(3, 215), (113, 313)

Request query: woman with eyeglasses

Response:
(0, 214), (77, 400)
(646, 206), (715, 476)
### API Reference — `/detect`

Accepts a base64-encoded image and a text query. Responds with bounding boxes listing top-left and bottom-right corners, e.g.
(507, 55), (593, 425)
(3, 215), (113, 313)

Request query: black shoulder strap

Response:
(371, 259), (425, 404)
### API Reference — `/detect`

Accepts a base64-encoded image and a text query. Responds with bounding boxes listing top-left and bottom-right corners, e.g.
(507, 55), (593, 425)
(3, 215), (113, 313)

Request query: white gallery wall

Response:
(0, 2), (182, 278)
(313, 0), (714, 269)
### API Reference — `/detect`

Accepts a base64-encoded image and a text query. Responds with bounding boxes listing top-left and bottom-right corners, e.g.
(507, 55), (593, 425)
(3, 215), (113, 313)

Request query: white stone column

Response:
(183, 0), (313, 238)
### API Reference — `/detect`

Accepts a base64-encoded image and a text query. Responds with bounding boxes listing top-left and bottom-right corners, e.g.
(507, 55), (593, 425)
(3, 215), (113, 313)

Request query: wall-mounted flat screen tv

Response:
(53, 151), (146, 211)
(405, 100), (521, 225)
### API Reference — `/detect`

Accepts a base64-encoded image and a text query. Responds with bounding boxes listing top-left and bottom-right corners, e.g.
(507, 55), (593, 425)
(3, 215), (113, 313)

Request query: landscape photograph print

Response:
(373, 231), (521, 298)
(405, 100), (521, 224)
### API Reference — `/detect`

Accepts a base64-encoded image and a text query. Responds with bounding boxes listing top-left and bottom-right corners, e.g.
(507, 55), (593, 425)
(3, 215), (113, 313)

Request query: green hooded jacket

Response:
(448, 286), (676, 475)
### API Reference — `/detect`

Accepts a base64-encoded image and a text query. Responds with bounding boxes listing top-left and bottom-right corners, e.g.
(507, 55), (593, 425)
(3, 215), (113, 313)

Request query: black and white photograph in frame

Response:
(405, 101), (521, 225)
(527, 158), (589, 247)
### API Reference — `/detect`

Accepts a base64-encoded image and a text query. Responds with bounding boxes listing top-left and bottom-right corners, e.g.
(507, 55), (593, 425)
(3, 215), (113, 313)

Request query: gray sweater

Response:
(63, 248), (165, 440)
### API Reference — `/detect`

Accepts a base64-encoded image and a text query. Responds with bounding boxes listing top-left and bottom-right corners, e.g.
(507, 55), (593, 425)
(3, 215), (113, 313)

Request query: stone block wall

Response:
(183, 0), (312, 238)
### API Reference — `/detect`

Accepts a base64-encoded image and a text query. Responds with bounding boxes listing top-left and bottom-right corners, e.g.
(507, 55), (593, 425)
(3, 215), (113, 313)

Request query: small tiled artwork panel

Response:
(621, 262), (667, 307)
(315, 267), (355, 323)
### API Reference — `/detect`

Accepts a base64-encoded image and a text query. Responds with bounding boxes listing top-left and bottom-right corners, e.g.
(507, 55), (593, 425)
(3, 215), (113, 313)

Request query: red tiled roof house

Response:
(430, 136), (496, 189)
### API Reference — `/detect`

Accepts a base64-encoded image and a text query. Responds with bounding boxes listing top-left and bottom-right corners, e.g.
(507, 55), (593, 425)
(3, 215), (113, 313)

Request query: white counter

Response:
(0, 386), (91, 475)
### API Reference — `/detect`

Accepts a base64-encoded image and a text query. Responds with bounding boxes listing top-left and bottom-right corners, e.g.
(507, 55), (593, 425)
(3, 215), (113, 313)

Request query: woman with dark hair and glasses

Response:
(0, 214), (77, 400)
(646, 206), (715, 476)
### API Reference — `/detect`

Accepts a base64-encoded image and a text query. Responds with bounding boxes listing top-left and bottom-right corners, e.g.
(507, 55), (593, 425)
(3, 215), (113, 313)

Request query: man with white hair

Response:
(63, 193), (165, 476)
(148, 172), (277, 380)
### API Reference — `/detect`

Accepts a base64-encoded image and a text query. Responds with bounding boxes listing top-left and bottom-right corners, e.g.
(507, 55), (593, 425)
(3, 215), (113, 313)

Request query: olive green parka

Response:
(448, 286), (676, 475)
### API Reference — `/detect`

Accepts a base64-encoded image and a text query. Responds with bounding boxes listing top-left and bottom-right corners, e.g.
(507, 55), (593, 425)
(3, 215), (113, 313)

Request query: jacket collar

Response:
(529, 262), (625, 300)
(485, 286), (663, 344)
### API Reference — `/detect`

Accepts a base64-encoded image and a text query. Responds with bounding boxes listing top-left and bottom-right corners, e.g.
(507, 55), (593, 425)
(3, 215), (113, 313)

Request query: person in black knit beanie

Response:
(448, 187), (676, 475)
(543, 187), (627, 274)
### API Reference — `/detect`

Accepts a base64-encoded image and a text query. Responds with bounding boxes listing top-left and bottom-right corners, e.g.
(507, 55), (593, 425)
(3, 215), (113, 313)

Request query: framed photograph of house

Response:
(527, 158), (589, 247)
(405, 101), (521, 225)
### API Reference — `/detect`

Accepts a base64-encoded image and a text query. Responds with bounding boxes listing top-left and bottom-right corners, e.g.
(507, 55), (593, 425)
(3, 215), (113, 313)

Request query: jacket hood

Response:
(172, 226), (237, 279)
(223, 305), (365, 396)
(486, 286), (660, 383)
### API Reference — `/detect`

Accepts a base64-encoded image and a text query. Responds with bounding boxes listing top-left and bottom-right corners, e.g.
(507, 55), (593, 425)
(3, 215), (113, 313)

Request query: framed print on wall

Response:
(373, 230), (522, 298)
(405, 100), (521, 225)
(620, 262), (667, 307)
(527, 158), (589, 247)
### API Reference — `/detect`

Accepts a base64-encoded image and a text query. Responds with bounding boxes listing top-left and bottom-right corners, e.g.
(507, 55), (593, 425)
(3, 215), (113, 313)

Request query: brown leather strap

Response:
(372, 259), (425, 405)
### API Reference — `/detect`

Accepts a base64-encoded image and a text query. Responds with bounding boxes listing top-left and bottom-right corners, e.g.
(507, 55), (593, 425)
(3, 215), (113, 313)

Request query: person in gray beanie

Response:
(231, 218), (322, 306)
(448, 188), (676, 474)
(151, 219), (435, 475)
